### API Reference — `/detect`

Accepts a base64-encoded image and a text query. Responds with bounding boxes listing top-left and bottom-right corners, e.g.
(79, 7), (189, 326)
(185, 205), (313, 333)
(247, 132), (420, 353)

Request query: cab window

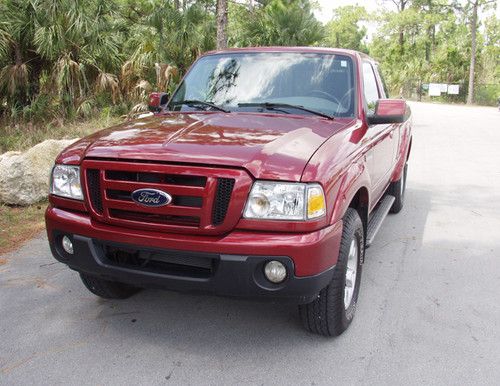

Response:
(376, 65), (389, 98)
(362, 62), (380, 115)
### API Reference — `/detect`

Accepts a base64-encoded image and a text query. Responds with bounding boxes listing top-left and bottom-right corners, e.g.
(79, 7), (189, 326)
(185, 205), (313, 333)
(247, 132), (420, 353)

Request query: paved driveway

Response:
(1, 102), (499, 385)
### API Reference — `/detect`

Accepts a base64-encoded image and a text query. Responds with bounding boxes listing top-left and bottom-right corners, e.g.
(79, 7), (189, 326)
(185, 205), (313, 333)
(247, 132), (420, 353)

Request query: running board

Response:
(366, 195), (395, 247)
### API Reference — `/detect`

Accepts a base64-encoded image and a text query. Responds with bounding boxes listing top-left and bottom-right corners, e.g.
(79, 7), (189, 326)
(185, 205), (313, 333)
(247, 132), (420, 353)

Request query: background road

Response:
(1, 102), (499, 385)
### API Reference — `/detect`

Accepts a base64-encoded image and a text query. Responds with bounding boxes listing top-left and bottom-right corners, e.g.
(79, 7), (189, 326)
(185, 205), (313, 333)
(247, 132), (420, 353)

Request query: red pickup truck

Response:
(46, 47), (412, 336)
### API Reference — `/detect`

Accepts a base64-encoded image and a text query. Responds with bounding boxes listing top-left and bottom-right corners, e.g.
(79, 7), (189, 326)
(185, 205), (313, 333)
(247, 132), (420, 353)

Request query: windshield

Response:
(169, 52), (355, 118)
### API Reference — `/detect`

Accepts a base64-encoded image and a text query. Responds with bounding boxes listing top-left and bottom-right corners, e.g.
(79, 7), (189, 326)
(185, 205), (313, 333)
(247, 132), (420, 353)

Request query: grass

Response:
(0, 202), (47, 255)
(0, 115), (122, 153)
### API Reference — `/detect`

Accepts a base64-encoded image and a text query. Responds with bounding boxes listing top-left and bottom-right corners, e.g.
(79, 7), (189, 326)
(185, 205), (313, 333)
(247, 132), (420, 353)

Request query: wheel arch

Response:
(391, 127), (412, 182)
(330, 161), (371, 232)
(406, 136), (413, 161)
(347, 187), (369, 244)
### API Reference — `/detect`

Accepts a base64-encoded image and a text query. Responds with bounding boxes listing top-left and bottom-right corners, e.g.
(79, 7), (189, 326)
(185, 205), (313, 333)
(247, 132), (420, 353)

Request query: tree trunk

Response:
(216, 0), (228, 50)
(398, 0), (406, 52)
(14, 43), (22, 66)
(425, 0), (434, 62)
(467, 0), (478, 105)
(174, 0), (180, 10)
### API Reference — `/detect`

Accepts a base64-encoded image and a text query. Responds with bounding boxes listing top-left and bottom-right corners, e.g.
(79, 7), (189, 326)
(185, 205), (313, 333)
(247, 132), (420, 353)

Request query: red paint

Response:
(81, 159), (252, 235)
(45, 206), (343, 276)
(148, 92), (162, 108)
(376, 99), (407, 117)
(56, 112), (355, 182)
(46, 47), (412, 277)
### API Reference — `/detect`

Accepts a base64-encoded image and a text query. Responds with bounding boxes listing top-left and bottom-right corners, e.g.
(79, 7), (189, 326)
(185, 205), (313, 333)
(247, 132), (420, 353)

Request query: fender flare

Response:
(330, 159), (371, 226)
(391, 123), (412, 182)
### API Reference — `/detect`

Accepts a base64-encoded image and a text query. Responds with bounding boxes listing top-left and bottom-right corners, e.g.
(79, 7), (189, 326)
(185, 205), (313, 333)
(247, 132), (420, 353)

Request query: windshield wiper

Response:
(238, 102), (334, 120)
(171, 100), (229, 113)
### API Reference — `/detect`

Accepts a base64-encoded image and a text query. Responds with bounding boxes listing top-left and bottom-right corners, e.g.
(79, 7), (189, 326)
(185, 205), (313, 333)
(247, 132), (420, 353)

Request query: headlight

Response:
(243, 181), (326, 220)
(50, 165), (83, 200)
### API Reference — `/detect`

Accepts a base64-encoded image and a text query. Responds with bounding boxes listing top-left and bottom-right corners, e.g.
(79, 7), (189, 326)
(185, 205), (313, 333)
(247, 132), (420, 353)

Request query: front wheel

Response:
(299, 208), (364, 336)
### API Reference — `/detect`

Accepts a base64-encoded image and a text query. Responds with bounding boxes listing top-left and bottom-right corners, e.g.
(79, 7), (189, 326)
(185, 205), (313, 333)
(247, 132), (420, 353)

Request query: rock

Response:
(0, 139), (79, 205)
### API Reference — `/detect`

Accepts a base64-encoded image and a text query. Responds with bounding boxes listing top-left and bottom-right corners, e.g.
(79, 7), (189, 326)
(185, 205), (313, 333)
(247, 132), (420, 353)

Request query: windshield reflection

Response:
(170, 52), (355, 118)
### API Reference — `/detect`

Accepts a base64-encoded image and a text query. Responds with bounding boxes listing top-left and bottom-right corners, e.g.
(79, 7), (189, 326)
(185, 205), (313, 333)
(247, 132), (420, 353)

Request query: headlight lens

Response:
(243, 181), (326, 220)
(50, 165), (83, 200)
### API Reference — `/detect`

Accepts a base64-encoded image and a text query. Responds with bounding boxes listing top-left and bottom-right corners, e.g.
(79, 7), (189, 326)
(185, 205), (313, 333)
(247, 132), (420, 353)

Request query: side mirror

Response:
(368, 99), (409, 125)
(148, 92), (169, 113)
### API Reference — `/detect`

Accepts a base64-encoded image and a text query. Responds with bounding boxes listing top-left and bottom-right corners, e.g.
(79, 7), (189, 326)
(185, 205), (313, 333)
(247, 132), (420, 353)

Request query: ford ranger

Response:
(46, 47), (412, 336)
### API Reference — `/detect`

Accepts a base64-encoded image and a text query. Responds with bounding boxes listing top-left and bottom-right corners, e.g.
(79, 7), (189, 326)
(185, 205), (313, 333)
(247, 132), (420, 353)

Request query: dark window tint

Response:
(362, 62), (380, 115)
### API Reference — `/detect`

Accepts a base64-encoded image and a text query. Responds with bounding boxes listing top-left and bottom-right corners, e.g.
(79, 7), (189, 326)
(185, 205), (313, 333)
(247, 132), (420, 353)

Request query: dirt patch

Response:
(0, 202), (46, 254)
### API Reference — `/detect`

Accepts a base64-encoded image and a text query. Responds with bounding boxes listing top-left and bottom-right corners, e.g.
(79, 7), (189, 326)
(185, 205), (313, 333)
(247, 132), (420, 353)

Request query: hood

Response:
(58, 112), (355, 181)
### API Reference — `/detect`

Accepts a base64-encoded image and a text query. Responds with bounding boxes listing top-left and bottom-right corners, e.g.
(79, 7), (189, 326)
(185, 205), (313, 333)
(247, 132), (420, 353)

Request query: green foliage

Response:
(0, 0), (325, 129)
(323, 6), (368, 52)
(475, 84), (500, 106)
(230, 0), (324, 47)
(481, 15), (500, 84)
(368, 0), (498, 103)
(0, 0), (220, 126)
(0, 0), (498, 136)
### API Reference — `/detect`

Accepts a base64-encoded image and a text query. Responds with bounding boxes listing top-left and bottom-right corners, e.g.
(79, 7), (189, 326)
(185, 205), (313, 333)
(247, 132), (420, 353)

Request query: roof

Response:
(203, 46), (375, 62)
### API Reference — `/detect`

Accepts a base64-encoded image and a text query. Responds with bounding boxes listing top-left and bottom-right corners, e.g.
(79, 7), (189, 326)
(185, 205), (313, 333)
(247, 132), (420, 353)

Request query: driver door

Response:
(363, 62), (396, 205)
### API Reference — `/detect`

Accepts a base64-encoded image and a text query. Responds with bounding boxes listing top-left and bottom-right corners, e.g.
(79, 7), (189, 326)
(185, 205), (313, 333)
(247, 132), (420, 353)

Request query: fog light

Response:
(62, 235), (74, 254)
(264, 260), (287, 283)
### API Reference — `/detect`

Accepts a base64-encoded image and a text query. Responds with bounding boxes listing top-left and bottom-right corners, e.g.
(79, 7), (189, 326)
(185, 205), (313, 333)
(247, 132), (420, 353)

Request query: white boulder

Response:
(0, 139), (79, 205)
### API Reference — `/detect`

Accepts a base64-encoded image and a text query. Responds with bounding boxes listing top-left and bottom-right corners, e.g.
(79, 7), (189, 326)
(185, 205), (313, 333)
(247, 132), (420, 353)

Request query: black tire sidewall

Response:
(336, 210), (364, 329)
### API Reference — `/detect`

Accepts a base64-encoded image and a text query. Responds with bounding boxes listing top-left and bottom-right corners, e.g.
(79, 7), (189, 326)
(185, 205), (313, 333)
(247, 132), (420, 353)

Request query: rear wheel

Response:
(79, 273), (140, 299)
(299, 208), (364, 336)
(389, 163), (408, 214)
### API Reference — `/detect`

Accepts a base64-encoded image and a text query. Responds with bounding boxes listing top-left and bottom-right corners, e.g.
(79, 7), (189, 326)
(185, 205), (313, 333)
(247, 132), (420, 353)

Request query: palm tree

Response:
(238, 0), (324, 47)
(0, 1), (38, 107)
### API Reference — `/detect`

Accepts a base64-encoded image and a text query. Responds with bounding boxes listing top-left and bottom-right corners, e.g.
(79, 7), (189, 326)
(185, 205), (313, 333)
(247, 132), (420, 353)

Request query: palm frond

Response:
(95, 72), (120, 104)
(0, 63), (29, 96)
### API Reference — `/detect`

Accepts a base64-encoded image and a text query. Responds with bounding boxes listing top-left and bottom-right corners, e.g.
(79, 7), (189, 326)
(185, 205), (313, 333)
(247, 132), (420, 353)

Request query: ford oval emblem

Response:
(131, 189), (172, 207)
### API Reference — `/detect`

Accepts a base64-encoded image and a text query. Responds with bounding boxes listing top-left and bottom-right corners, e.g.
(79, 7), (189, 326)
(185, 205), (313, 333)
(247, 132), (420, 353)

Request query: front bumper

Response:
(46, 206), (343, 303)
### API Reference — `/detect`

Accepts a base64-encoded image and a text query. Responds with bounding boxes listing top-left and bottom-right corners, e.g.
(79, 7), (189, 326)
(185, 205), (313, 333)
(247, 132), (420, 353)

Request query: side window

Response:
(376, 65), (390, 98)
(362, 62), (380, 115)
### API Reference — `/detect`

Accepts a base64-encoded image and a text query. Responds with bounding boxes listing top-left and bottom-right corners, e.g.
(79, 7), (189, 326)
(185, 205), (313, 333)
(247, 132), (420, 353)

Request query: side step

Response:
(366, 195), (395, 247)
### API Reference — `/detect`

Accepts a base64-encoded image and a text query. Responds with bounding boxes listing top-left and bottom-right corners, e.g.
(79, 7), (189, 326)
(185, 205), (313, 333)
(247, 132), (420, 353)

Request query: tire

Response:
(388, 163), (408, 214)
(79, 273), (140, 299)
(299, 208), (364, 337)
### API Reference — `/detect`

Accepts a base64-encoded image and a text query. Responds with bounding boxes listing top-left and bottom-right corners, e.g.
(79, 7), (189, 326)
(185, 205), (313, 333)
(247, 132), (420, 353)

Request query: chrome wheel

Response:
(344, 239), (359, 309)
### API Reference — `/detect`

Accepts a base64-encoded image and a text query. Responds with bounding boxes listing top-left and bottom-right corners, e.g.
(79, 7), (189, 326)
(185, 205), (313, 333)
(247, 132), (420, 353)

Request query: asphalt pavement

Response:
(1, 102), (499, 385)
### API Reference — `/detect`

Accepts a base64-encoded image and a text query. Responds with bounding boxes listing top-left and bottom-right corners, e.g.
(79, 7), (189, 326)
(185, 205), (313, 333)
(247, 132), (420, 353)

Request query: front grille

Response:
(102, 243), (217, 278)
(86, 169), (103, 214)
(82, 160), (252, 235)
(106, 189), (203, 208)
(106, 170), (207, 187)
(109, 209), (200, 227)
(212, 178), (235, 225)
